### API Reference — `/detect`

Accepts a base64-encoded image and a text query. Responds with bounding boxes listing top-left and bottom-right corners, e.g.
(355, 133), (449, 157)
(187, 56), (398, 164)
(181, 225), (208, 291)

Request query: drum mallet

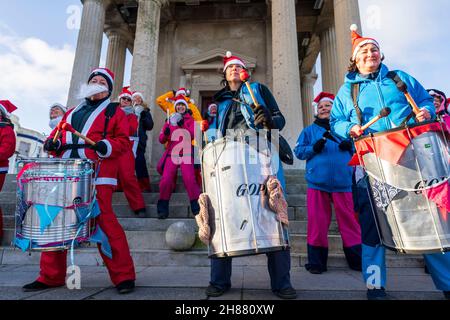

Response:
(360, 107), (391, 131)
(62, 123), (96, 146)
(52, 120), (65, 143)
(392, 76), (421, 115)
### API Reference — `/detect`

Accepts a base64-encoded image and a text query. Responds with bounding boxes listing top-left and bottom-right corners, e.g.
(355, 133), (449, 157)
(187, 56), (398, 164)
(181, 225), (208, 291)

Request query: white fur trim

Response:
(0, 166), (9, 173)
(318, 97), (334, 104)
(95, 177), (117, 186)
(119, 93), (132, 99)
(352, 39), (380, 60)
(175, 89), (186, 96)
(96, 139), (112, 158)
(226, 51), (232, 58)
(132, 92), (144, 101)
(350, 24), (358, 31)
(223, 58), (246, 72)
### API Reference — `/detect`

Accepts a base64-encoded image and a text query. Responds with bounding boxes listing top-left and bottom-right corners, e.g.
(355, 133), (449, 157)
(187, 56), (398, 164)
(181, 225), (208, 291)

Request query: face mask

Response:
(77, 83), (109, 99)
(49, 116), (63, 129)
(122, 106), (134, 115)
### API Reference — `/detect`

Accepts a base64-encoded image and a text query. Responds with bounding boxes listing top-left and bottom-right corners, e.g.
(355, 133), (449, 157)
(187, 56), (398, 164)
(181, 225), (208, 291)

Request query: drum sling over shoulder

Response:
(57, 103), (119, 155)
(351, 71), (416, 126)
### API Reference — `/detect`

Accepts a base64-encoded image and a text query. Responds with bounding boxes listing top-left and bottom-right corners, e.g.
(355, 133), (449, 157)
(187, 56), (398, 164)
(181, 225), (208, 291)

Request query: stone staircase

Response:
(0, 170), (424, 268)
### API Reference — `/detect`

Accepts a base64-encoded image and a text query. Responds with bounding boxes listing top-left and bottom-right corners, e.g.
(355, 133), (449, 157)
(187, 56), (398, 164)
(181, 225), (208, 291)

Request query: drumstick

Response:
(52, 121), (65, 143)
(239, 69), (261, 108)
(62, 123), (96, 146)
(361, 107), (391, 131)
(394, 79), (421, 115)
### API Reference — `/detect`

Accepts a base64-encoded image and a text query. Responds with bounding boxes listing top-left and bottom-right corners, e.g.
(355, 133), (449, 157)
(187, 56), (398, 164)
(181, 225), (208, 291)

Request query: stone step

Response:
(0, 246), (426, 268)
(1, 228), (345, 253)
(0, 192), (308, 207)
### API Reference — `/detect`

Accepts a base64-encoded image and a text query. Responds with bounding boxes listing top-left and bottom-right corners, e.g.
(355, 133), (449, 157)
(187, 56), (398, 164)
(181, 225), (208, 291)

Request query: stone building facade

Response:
(67, 0), (361, 168)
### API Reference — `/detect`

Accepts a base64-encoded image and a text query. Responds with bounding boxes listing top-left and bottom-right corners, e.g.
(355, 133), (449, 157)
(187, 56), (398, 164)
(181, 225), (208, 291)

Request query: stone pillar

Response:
(320, 25), (341, 93)
(271, 0), (303, 168)
(66, 0), (106, 107)
(301, 67), (318, 127)
(105, 28), (128, 100)
(334, 0), (361, 81)
(130, 0), (166, 166)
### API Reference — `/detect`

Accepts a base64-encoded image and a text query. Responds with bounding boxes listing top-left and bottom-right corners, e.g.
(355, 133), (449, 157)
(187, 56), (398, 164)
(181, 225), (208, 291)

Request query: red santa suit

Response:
(0, 100), (17, 242)
(39, 97), (136, 287)
(116, 105), (146, 213)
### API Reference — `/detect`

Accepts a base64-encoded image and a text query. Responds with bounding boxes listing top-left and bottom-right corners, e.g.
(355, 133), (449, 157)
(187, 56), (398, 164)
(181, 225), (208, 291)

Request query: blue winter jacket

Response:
(330, 63), (435, 139)
(294, 123), (353, 192)
(206, 82), (287, 189)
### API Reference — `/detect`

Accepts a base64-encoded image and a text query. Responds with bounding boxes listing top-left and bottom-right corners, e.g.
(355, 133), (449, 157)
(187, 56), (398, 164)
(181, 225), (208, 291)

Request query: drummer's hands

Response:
(349, 124), (363, 138)
(416, 108), (431, 122)
(43, 139), (61, 152)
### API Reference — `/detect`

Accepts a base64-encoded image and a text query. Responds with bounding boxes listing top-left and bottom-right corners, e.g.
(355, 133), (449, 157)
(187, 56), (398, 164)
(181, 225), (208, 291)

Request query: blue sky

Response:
(1, 0), (449, 134)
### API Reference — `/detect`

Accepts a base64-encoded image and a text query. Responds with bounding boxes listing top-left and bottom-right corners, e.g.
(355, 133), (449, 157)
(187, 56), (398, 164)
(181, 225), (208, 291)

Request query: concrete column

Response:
(334, 0), (361, 81)
(271, 0), (303, 168)
(320, 25), (341, 93)
(67, 0), (106, 107)
(130, 0), (166, 166)
(105, 28), (128, 100)
(301, 67), (318, 127)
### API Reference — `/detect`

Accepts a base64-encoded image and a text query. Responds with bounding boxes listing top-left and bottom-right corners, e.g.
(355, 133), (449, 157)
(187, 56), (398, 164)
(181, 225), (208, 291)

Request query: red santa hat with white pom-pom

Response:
(313, 92), (335, 115)
(223, 51), (246, 72)
(118, 86), (133, 100)
(350, 24), (381, 61)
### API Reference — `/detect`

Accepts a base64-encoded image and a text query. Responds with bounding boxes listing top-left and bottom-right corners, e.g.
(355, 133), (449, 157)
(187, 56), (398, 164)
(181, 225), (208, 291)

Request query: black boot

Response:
(305, 245), (328, 274)
(134, 207), (147, 218)
(116, 280), (135, 294)
(157, 199), (169, 219)
(343, 245), (362, 271)
(22, 280), (58, 292)
(190, 200), (200, 215)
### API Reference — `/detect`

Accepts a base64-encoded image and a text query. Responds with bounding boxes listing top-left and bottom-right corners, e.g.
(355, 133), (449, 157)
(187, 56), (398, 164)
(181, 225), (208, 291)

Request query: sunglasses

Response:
(121, 97), (132, 102)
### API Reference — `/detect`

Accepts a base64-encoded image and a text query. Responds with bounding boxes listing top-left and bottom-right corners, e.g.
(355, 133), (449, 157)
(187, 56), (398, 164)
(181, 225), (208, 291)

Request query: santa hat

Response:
(173, 95), (189, 110)
(223, 51), (246, 72)
(132, 91), (144, 101)
(313, 92), (335, 115)
(0, 100), (17, 117)
(49, 103), (67, 115)
(88, 67), (115, 91)
(118, 86), (133, 100)
(175, 87), (190, 97)
(350, 24), (381, 61)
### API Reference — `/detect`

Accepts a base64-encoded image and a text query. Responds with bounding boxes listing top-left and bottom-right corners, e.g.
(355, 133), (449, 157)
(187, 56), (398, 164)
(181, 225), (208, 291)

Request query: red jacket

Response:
(47, 99), (130, 186)
(0, 124), (16, 173)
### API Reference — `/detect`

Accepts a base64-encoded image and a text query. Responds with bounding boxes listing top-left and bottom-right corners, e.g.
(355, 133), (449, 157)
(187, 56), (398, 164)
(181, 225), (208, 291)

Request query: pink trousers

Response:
(159, 158), (200, 201)
(306, 188), (361, 248)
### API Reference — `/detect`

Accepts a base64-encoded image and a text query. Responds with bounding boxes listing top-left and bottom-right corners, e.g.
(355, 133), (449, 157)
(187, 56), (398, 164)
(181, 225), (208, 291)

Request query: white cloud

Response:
(0, 24), (75, 135)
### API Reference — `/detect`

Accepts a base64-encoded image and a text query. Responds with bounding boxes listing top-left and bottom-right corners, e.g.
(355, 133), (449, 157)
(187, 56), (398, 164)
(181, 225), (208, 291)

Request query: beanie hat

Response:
(0, 100), (17, 117)
(313, 92), (335, 115)
(132, 91), (144, 101)
(223, 51), (246, 72)
(350, 24), (381, 61)
(88, 67), (114, 91)
(49, 103), (67, 116)
(427, 89), (448, 112)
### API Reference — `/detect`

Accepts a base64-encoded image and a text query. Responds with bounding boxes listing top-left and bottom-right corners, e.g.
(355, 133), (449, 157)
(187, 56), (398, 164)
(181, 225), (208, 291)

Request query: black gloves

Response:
(252, 104), (273, 128)
(313, 138), (327, 153)
(164, 126), (171, 136)
(44, 139), (61, 152)
(93, 141), (108, 156)
(339, 140), (353, 152)
(323, 130), (333, 139)
(177, 118), (184, 127)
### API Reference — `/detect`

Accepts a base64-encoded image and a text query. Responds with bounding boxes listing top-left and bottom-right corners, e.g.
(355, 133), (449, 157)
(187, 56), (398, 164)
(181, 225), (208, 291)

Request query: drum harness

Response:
(352, 72), (447, 252)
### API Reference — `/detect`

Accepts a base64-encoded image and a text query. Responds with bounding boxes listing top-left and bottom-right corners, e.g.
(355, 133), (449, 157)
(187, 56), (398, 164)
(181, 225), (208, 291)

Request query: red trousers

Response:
(37, 185), (136, 286)
(117, 149), (145, 211)
(0, 174), (5, 241)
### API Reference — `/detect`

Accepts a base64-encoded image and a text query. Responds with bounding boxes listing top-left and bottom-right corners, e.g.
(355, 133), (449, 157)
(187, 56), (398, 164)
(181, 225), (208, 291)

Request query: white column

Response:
(271, 0), (303, 168)
(334, 0), (362, 81)
(66, 0), (106, 107)
(106, 28), (128, 100)
(301, 67), (318, 127)
(130, 0), (166, 166)
(320, 25), (341, 93)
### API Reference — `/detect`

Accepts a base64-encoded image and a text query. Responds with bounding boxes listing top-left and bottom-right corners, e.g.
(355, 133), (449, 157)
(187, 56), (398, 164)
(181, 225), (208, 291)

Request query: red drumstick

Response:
(62, 123), (96, 146)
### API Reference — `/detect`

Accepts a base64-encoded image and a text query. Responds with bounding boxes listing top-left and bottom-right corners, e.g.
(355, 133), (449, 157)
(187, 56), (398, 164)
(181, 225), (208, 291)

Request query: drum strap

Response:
(351, 83), (363, 125)
(56, 144), (92, 156)
(103, 103), (119, 139)
(386, 71), (417, 125)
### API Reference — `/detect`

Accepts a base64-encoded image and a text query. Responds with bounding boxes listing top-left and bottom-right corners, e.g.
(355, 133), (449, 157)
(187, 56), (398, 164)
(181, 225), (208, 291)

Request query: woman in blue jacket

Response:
(294, 92), (361, 275)
(330, 24), (449, 300)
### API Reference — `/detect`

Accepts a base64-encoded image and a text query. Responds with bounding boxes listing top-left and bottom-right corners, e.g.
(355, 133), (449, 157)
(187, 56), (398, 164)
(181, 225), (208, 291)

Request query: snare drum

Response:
(201, 133), (289, 258)
(355, 120), (450, 254)
(14, 158), (95, 251)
